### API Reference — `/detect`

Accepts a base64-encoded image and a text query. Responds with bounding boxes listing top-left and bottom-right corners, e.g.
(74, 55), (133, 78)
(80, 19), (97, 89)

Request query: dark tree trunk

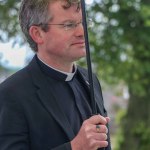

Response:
(120, 86), (150, 150)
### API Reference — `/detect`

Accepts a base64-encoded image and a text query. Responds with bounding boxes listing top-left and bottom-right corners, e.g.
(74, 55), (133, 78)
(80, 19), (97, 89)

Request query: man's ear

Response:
(29, 26), (44, 44)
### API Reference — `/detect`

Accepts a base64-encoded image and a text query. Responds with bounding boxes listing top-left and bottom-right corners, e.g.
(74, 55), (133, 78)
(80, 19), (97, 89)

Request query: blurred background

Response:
(0, 0), (150, 149)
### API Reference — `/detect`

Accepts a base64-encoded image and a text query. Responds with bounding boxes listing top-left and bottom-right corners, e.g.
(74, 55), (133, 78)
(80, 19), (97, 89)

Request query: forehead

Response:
(48, 0), (82, 21)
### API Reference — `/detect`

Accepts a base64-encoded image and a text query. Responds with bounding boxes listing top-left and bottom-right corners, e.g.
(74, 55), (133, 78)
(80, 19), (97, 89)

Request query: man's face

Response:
(38, 1), (86, 65)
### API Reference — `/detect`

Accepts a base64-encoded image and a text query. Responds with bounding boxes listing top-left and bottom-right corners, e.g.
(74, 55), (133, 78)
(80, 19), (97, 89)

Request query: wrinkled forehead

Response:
(67, 0), (80, 3)
(52, 0), (80, 4)
(49, 0), (81, 13)
(58, 0), (81, 8)
(49, 0), (82, 20)
(61, 0), (80, 3)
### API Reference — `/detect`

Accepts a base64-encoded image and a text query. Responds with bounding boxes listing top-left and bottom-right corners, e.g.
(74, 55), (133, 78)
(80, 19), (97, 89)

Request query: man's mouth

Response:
(71, 41), (85, 46)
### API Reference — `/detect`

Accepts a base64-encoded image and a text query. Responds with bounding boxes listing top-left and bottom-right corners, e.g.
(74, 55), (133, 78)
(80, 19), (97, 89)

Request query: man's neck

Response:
(37, 54), (74, 73)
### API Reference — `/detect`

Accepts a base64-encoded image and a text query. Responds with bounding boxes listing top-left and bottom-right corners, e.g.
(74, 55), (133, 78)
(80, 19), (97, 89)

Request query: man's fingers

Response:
(94, 141), (108, 149)
(95, 133), (108, 141)
(95, 124), (108, 134)
(86, 114), (107, 125)
(71, 116), (110, 150)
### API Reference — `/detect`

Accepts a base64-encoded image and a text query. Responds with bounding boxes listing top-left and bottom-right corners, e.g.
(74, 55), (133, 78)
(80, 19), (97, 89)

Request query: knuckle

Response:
(82, 121), (92, 133)
(100, 133), (107, 141)
(99, 141), (108, 148)
(98, 115), (106, 122)
(104, 126), (108, 133)
(85, 132), (92, 140)
(83, 124), (90, 133)
(102, 141), (108, 147)
(101, 125), (108, 133)
(82, 120), (87, 126)
(96, 141), (108, 149)
(89, 139), (96, 148)
(82, 121), (88, 129)
(82, 120), (89, 128)
(104, 134), (108, 140)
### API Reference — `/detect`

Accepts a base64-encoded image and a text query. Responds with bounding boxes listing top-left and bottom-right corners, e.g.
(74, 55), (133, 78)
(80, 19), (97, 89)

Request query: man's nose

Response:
(74, 22), (84, 37)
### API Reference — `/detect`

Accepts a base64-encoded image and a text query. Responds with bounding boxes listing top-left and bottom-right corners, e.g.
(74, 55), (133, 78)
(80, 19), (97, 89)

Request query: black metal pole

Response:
(81, 1), (106, 149)
(80, 0), (97, 115)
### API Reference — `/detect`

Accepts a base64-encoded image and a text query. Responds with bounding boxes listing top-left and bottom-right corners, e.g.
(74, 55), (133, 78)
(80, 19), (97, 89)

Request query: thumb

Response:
(105, 117), (110, 123)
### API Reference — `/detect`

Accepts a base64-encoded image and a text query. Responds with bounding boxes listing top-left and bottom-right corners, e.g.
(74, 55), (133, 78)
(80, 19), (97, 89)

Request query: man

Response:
(0, 0), (111, 150)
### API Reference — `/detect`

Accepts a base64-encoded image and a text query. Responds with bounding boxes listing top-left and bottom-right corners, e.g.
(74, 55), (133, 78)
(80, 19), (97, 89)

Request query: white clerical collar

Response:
(37, 56), (77, 81)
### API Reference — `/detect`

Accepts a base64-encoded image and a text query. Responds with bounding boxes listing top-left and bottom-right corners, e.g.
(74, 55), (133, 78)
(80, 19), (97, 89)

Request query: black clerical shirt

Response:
(36, 56), (92, 135)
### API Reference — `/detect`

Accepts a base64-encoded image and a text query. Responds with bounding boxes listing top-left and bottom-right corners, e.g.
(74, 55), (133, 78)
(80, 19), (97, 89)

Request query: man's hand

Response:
(71, 115), (110, 150)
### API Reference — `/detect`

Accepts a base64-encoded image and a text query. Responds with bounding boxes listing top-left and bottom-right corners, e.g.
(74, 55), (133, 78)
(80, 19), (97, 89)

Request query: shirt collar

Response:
(37, 55), (77, 81)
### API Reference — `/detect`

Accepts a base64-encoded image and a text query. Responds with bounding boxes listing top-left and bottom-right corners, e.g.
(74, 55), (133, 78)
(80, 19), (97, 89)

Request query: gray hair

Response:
(19, 0), (80, 52)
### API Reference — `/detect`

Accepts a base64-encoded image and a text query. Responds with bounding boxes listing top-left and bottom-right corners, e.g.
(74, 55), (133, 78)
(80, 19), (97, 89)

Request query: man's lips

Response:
(71, 41), (85, 46)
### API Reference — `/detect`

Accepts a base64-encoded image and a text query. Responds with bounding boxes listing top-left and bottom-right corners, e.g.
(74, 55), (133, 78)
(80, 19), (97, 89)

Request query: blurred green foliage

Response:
(88, 0), (150, 149)
(113, 109), (126, 150)
(0, 0), (21, 42)
(0, 0), (150, 149)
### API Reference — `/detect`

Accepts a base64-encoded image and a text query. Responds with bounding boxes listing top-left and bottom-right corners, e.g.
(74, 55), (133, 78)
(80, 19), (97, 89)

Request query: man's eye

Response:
(63, 23), (75, 28)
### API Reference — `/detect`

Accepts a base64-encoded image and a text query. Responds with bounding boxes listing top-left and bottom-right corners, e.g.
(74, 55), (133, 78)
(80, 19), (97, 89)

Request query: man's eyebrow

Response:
(61, 19), (82, 23)
(61, 19), (76, 23)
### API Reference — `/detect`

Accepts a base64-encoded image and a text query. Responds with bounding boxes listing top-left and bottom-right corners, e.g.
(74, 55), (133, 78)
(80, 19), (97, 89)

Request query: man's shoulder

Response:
(0, 55), (37, 91)
(0, 66), (30, 92)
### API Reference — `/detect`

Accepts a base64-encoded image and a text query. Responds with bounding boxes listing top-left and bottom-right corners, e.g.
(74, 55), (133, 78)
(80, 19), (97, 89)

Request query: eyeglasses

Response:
(38, 19), (94, 31)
